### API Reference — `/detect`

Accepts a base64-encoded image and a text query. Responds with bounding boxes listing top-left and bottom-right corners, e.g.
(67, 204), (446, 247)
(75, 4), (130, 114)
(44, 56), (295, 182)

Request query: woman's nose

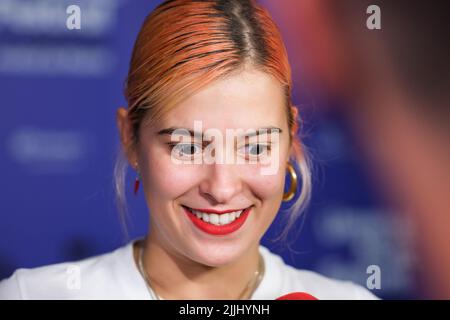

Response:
(199, 163), (244, 205)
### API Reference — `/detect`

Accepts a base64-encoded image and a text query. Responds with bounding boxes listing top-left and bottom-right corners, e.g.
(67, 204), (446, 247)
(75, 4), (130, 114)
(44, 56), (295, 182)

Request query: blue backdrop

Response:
(0, 0), (418, 299)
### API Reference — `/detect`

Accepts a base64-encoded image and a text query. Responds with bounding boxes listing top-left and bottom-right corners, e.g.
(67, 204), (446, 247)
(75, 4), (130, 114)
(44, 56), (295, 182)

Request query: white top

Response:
(0, 240), (379, 300)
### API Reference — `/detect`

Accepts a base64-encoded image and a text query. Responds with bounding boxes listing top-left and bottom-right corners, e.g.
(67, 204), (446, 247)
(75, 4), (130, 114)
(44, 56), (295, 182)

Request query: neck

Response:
(134, 230), (262, 300)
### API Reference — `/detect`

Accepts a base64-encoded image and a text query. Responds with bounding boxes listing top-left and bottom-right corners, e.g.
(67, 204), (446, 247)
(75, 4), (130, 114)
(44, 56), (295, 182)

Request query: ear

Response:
(116, 107), (138, 168)
(290, 105), (300, 136)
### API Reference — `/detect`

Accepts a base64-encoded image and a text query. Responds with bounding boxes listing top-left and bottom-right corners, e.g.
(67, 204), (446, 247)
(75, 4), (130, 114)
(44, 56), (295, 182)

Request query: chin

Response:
(189, 243), (245, 267)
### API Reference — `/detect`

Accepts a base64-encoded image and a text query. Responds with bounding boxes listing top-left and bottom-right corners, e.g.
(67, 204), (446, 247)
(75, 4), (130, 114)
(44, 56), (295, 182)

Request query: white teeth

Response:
(188, 208), (246, 225)
(209, 214), (219, 225)
(219, 214), (229, 225)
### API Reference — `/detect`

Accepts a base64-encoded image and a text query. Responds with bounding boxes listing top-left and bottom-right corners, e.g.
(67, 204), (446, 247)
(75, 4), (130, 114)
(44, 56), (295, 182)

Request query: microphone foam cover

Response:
(276, 292), (318, 300)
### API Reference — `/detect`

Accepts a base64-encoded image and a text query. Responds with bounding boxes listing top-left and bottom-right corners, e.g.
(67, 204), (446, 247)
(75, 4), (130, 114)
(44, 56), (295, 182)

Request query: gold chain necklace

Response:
(137, 243), (265, 300)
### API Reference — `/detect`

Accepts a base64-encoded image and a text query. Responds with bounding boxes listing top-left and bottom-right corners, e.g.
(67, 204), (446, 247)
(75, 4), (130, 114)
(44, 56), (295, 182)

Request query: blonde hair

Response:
(114, 0), (312, 242)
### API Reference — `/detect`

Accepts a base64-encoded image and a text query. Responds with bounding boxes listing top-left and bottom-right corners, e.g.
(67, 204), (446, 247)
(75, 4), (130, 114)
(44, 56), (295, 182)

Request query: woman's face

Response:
(135, 69), (292, 267)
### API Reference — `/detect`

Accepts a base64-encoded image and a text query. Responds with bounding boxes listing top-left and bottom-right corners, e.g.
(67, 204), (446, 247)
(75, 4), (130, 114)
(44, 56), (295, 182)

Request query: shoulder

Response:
(282, 266), (380, 300)
(259, 246), (380, 300)
(0, 242), (136, 300)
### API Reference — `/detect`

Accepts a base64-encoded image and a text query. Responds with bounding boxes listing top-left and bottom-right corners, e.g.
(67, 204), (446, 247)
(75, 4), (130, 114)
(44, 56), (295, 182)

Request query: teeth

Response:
(188, 208), (245, 225)
(219, 214), (229, 225)
(209, 214), (219, 225)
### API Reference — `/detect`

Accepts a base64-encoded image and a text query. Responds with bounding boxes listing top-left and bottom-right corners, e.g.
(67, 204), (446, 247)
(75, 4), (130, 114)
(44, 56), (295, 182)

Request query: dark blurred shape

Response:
(266, 0), (450, 298)
(325, 0), (450, 130)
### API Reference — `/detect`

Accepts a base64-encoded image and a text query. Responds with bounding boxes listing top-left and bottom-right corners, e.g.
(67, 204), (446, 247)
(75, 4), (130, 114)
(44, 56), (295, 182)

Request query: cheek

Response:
(247, 144), (290, 200)
(141, 149), (200, 199)
(149, 163), (198, 199)
(245, 165), (285, 200)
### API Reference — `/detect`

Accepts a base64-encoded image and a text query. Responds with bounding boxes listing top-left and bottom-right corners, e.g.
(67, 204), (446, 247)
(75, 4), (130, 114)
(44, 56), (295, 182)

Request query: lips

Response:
(183, 205), (252, 236)
(182, 205), (250, 225)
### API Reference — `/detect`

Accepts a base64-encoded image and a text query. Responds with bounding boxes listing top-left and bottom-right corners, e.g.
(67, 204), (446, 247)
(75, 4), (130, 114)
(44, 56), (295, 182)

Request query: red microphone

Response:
(276, 292), (318, 300)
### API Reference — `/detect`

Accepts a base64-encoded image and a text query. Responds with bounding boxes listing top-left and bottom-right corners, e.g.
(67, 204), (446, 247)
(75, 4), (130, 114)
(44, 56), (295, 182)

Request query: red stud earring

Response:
(134, 164), (141, 195)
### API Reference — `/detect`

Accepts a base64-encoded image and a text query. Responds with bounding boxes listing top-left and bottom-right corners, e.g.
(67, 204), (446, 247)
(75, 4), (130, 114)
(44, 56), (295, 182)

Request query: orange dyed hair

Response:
(116, 0), (311, 241)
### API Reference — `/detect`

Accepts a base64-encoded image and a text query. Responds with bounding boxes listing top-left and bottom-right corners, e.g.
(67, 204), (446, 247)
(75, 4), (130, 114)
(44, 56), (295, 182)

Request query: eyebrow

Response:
(157, 126), (282, 139)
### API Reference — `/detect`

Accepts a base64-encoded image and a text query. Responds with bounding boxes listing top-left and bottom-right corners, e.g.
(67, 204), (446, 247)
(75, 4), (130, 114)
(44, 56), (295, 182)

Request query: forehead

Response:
(161, 69), (286, 129)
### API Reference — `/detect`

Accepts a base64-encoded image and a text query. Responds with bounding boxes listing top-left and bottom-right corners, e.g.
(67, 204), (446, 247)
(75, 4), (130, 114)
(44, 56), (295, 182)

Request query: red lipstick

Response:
(183, 206), (252, 236)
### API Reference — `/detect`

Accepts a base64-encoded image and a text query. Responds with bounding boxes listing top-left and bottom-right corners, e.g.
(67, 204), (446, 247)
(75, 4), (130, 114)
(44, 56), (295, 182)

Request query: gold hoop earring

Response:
(283, 162), (298, 202)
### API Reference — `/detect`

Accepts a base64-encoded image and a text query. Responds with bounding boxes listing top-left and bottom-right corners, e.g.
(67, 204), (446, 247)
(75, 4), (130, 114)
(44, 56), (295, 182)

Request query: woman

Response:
(0, 0), (378, 299)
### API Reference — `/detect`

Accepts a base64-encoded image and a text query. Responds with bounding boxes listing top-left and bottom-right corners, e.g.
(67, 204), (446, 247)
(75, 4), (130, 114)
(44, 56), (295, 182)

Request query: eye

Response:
(168, 143), (202, 157)
(240, 143), (270, 157)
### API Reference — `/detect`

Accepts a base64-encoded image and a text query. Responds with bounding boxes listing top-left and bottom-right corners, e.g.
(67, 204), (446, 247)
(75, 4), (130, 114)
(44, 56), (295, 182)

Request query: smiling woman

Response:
(0, 0), (378, 300)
